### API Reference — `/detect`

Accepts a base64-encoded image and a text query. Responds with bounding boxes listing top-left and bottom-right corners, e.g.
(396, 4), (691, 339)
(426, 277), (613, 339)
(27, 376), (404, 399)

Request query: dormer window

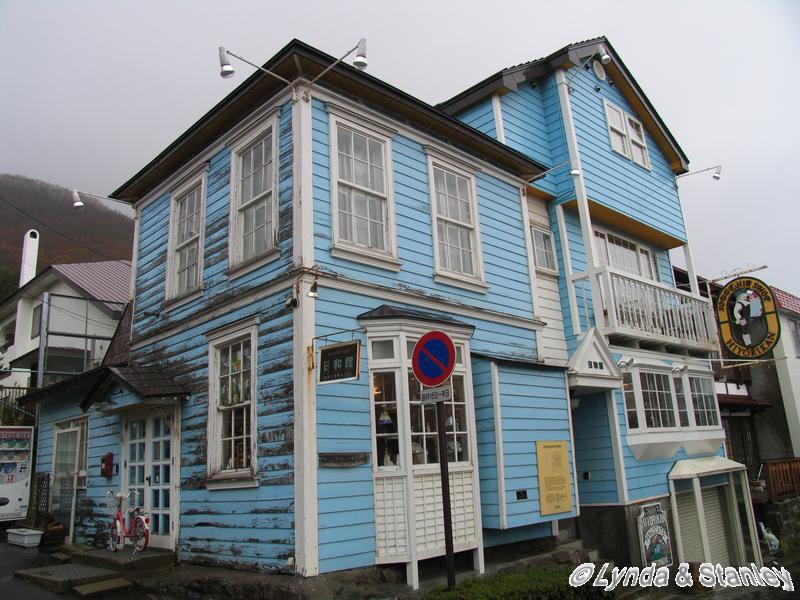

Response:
(603, 100), (650, 170)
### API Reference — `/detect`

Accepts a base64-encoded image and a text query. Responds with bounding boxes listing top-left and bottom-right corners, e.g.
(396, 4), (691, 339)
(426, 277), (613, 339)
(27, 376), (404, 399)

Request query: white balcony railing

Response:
(595, 266), (717, 351)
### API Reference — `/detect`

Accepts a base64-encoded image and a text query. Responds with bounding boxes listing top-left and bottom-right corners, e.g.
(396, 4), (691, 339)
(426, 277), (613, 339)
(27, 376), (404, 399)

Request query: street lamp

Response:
(676, 165), (722, 181)
(71, 189), (133, 211)
(218, 38), (368, 90)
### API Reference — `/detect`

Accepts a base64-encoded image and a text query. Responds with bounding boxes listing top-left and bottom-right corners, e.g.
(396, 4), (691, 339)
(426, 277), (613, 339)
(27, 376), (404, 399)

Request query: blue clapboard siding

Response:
(567, 66), (687, 243)
(610, 387), (725, 501)
(571, 393), (618, 504)
(131, 288), (295, 571)
(471, 357), (500, 529)
(36, 392), (122, 547)
(456, 98), (496, 139)
(311, 99), (535, 321)
(497, 364), (576, 528)
(133, 102), (294, 341)
(314, 287), (540, 573)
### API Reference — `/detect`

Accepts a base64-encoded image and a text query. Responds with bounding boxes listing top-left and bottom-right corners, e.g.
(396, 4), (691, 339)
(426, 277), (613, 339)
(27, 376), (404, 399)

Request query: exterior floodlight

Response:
(218, 47), (235, 79)
(569, 169), (581, 177)
(307, 278), (319, 299)
(353, 38), (368, 70)
(712, 165), (722, 180)
(599, 51), (611, 65)
(72, 189), (85, 211)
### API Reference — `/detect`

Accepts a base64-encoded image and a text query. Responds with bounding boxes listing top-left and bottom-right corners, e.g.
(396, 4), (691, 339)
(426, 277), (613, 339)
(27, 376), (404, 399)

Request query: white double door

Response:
(123, 409), (178, 550)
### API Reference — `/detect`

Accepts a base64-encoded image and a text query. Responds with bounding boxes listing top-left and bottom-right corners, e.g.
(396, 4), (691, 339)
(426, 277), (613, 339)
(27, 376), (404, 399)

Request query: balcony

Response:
(595, 266), (718, 352)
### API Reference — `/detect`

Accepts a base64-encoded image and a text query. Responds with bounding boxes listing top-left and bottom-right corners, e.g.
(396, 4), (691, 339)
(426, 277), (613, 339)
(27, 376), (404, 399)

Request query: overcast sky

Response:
(1, 0), (797, 292)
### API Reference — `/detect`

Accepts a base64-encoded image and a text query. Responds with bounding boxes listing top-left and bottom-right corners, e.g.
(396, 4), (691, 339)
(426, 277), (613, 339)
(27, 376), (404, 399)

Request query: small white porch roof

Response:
(668, 456), (746, 480)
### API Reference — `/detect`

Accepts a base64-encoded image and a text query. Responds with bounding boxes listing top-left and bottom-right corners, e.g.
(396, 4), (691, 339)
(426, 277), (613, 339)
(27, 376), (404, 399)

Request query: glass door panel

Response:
(52, 428), (80, 540)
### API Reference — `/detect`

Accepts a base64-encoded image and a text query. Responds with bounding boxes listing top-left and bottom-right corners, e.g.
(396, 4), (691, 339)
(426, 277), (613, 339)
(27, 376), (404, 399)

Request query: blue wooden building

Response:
(28, 37), (760, 587)
(440, 37), (761, 568)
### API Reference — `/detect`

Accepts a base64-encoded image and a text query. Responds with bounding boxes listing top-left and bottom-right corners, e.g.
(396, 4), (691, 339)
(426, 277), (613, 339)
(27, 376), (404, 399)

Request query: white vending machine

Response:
(0, 426), (33, 521)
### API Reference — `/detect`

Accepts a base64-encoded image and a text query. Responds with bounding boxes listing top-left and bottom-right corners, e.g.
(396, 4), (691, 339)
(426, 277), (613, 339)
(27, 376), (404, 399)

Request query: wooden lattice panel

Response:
(374, 475), (408, 558)
(413, 470), (476, 554)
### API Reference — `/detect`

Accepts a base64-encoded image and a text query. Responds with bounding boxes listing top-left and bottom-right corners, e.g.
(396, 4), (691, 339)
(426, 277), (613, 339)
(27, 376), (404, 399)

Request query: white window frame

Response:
(593, 227), (659, 282)
(329, 109), (400, 271)
(54, 417), (88, 489)
(365, 323), (475, 476)
(206, 318), (259, 488)
(622, 366), (721, 433)
(228, 115), (280, 273)
(530, 224), (558, 275)
(603, 100), (651, 170)
(427, 151), (487, 293)
(165, 166), (207, 303)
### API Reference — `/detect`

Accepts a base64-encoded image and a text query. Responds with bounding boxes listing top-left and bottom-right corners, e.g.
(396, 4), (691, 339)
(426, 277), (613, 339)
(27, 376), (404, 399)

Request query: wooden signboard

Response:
(536, 440), (573, 516)
(318, 340), (361, 384)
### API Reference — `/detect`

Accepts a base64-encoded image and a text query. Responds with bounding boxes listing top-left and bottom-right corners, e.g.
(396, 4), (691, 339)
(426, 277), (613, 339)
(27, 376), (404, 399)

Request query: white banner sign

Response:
(420, 384), (452, 406)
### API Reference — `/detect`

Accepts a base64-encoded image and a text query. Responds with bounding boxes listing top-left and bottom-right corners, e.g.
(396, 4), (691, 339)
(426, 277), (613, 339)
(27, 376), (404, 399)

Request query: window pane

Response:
(674, 376), (689, 427)
(371, 340), (394, 360)
(374, 371), (400, 468)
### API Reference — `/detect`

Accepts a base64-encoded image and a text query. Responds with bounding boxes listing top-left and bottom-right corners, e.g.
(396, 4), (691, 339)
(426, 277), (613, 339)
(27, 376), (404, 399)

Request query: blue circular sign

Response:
(412, 331), (456, 387)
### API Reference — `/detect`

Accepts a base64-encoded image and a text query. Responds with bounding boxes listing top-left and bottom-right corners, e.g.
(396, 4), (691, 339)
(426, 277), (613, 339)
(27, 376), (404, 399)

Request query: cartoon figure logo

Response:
(717, 277), (780, 358)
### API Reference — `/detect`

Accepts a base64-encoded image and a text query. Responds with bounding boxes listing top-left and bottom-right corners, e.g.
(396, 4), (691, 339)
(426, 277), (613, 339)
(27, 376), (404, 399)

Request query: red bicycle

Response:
(106, 489), (149, 557)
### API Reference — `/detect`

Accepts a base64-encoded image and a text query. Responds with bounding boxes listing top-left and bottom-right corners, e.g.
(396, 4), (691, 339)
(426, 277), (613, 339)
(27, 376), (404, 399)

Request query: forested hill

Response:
(0, 174), (134, 299)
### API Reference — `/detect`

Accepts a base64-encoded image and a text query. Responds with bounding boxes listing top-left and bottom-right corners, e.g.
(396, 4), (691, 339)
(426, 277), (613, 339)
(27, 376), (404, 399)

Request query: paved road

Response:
(0, 541), (64, 600)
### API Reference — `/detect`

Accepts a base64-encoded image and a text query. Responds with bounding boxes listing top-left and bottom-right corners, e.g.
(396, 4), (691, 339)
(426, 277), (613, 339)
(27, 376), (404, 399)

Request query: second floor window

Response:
(335, 123), (389, 251)
(168, 174), (205, 300)
(31, 304), (42, 339)
(594, 230), (658, 282)
(531, 226), (557, 273)
(230, 120), (278, 268)
(432, 164), (478, 278)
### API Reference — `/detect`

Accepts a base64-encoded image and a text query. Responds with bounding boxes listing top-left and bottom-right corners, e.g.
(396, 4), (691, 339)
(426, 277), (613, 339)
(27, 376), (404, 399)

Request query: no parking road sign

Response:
(412, 331), (456, 387)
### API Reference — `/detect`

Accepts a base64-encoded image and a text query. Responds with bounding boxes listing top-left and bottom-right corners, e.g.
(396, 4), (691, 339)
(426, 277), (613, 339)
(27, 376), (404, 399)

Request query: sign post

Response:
(412, 331), (457, 589)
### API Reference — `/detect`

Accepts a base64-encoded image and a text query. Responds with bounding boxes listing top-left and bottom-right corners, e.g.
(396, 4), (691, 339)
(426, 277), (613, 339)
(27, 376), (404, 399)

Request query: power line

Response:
(0, 194), (118, 261)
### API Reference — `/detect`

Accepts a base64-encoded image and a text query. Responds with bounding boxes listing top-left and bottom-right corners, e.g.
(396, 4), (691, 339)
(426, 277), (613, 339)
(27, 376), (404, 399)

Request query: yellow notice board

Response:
(536, 440), (572, 516)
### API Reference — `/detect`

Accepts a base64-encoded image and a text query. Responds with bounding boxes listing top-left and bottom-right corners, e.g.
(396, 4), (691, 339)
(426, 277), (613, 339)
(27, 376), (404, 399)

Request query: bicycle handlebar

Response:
(106, 489), (138, 499)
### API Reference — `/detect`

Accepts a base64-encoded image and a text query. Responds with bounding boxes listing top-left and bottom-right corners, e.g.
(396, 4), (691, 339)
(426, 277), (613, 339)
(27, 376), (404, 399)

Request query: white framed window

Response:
(366, 324), (475, 473)
(594, 229), (659, 282)
(31, 304), (42, 339)
(166, 169), (207, 301)
(207, 319), (259, 485)
(229, 117), (280, 270)
(622, 366), (720, 432)
(427, 154), (486, 292)
(54, 417), (88, 488)
(603, 100), (650, 170)
(689, 376), (719, 427)
(531, 225), (558, 274)
(329, 110), (399, 270)
(626, 115), (650, 169)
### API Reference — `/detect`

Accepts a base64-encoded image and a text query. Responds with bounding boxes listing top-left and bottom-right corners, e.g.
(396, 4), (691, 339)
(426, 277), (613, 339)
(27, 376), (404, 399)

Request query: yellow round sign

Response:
(716, 277), (781, 358)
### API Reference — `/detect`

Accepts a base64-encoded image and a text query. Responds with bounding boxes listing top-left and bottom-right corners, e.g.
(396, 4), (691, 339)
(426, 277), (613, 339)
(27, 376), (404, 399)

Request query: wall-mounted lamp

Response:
(671, 365), (689, 373)
(565, 44), (612, 92)
(676, 165), (722, 181)
(72, 189), (134, 211)
(218, 39), (368, 101)
(307, 277), (319, 299)
(526, 160), (581, 184)
(617, 357), (635, 368)
(285, 295), (299, 309)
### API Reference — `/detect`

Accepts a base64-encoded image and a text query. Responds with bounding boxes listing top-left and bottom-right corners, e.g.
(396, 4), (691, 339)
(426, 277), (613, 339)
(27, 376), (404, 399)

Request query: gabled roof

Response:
(0, 259), (130, 320)
(772, 287), (800, 316)
(112, 39), (547, 202)
(358, 304), (473, 329)
(437, 36), (690, 174)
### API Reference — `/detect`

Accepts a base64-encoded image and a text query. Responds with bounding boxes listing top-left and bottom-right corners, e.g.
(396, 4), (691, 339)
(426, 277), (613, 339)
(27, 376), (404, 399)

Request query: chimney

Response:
(19, 229), (40, 287)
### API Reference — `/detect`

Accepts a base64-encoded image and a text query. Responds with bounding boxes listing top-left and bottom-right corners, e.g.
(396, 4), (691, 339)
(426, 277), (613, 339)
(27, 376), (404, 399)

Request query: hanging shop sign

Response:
(318, 340), (361, 384)
(717, 277), (781, 358)
(412, 331), (456, 387)
(536, 440), (573, 516)
(637, 502), (673, 568)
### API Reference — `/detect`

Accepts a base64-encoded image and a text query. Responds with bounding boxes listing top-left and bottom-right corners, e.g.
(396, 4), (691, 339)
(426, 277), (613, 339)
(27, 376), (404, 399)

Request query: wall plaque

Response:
(318, 452), (370, 468)
(318, 340), (361, 384)
(536, 440), (573, 516)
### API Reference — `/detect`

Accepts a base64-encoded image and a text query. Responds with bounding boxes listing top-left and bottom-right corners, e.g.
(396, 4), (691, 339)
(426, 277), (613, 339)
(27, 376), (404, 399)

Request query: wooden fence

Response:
(764, 458), (800, 501)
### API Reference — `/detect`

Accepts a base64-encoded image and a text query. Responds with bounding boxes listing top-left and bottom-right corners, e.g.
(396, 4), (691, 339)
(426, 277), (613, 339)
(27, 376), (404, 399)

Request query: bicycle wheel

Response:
(132, 516), (149, 553)
(109, 519), (124, 552)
